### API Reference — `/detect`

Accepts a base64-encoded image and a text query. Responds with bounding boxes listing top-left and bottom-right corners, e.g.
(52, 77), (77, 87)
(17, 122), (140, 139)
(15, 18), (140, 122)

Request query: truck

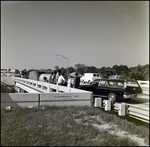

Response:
(81, 73), (101, 84)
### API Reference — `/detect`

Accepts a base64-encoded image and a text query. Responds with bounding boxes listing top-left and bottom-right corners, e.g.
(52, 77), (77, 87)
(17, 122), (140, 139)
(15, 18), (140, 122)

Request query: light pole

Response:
(57, 54), (69, 79)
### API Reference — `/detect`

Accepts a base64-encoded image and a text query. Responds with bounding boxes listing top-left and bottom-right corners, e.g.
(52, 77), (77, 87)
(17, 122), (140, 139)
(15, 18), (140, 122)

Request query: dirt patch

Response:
(74, 115), (148, 146)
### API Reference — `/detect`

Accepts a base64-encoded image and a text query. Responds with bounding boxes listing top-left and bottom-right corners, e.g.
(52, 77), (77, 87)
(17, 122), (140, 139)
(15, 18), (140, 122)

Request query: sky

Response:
(1, 1), (149, 71)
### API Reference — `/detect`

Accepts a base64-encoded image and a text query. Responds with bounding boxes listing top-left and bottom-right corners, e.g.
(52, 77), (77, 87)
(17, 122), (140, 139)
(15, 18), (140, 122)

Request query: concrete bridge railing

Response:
(12, 77), (90, 93)
(10, 77), (93, 107)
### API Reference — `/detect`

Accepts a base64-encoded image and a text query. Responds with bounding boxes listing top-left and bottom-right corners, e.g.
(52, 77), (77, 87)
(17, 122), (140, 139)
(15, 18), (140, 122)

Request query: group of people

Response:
(48, 70), (80, 88)
(67, 73), (80, 88)
(21, 69), (27, 78)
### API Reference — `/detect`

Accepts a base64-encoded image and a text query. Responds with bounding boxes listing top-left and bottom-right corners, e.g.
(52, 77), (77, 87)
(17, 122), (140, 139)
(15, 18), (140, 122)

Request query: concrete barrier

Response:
(40, 92), (93, 106)
(1, 92), (93, 109)
(1, 93), (39, 108)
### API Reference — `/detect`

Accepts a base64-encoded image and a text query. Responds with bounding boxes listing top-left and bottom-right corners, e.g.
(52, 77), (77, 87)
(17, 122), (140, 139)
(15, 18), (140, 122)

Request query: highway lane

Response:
(125, 93), (149, 110)
(1, 76), (15, 86)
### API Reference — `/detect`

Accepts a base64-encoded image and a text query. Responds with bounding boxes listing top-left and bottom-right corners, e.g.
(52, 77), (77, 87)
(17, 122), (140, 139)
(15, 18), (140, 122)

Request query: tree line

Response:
(5, 63), (149, 81)
(52, 64), (149, 81)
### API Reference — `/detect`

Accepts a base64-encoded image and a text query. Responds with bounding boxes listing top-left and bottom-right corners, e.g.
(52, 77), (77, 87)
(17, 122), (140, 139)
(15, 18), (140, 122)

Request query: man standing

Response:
(49, 72), (54, 83)
(74, 72), (80, 88)
(56, 69), (60, 84)
(57, 70), (65, 86)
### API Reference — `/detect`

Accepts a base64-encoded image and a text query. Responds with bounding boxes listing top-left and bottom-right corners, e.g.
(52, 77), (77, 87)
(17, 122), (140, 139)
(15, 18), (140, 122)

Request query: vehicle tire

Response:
(108, 93), (116, 104)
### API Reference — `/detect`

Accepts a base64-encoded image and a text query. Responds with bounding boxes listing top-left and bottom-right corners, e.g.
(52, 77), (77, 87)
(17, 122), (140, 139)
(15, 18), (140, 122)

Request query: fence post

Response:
(105, 100), (111, 111)
(95, 98), (102, 107)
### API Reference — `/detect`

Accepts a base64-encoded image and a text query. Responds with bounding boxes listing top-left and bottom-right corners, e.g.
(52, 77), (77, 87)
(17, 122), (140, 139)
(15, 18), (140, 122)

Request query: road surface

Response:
(125, 93), (149, 110)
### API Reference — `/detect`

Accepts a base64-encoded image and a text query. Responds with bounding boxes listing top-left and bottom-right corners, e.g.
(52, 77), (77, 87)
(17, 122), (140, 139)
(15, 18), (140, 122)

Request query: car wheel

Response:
(108, 93), (116, 104)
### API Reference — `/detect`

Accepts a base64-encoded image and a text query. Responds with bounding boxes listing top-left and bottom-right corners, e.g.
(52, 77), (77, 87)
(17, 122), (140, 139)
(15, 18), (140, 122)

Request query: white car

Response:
(81, 73), (101, 84)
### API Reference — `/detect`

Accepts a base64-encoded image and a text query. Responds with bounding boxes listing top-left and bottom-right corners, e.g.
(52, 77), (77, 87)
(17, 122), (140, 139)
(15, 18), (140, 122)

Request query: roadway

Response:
(125, 93), (149, 110)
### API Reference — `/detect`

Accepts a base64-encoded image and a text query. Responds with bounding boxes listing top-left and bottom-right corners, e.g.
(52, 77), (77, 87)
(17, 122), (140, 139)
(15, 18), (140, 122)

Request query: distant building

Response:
(1, 69), (19, 77)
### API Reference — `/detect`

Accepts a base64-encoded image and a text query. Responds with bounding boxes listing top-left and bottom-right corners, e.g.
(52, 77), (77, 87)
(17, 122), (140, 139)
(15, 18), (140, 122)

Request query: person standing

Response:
(56, 69), (60, 84)
(67, 75), (72, 87)
(57, 70), (65, 86)
(73, 72), (80, 88)
(44, 77), (47, 82)
(52, 70), (57, 84)
(49, 72), (54, 83)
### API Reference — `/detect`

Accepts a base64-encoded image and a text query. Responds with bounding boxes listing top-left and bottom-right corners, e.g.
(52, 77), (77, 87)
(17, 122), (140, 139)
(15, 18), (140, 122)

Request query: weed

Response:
(1, 106), (149, 146)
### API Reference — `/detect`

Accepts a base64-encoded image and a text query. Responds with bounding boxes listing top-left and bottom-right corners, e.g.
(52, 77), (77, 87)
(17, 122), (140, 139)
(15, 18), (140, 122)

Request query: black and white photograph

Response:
(1, 1), (149, 146)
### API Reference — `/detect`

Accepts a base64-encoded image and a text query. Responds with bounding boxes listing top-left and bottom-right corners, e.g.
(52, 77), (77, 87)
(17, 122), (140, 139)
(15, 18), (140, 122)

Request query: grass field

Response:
(1, 105), (149, 146)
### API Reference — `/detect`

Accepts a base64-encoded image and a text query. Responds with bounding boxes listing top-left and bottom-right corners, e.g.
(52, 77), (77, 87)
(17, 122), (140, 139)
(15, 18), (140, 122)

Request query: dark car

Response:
(79, 78), (143, 105)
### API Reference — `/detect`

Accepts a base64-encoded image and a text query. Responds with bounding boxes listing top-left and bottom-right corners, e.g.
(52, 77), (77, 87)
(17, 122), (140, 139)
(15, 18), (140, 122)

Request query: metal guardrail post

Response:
(118, 103), (126, 116)
(94, 97), (102, 107)
(104, 100), (111, 111)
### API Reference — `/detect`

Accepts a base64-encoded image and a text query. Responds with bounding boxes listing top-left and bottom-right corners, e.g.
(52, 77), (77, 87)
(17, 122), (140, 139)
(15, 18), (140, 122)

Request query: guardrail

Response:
(94, 98), (149, 123)
(12, 77), (89, 93)
(137, 80), (149, 86)
(137, 80), (149, 89)
(137, 80), (149, 95)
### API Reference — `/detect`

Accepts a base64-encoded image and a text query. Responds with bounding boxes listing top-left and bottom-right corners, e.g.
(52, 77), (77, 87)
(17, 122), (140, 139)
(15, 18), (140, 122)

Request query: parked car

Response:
(79, 78), (143, 105)
(81, 73), (101, 84)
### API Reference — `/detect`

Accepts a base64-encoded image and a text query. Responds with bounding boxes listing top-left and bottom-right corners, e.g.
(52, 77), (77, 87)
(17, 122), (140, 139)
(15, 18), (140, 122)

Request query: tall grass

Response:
(1, 105), (149, 146)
